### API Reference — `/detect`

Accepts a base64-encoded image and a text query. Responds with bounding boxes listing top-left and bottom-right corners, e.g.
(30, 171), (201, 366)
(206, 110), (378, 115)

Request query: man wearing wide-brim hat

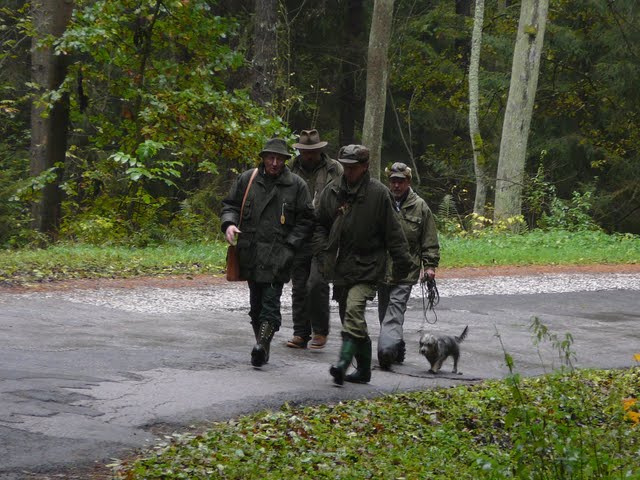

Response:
(221, 138), (314, 368)
(286, 130), (343, 351)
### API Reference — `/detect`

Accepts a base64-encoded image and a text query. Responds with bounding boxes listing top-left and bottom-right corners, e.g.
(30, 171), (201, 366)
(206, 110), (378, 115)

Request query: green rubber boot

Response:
(329, 335), (358, 386)
(251, 322), (275, 367)
(345, 337), (372, 384)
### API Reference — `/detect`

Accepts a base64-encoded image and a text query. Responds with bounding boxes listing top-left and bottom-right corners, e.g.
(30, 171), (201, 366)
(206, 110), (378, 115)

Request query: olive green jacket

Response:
(384, 188), (440, 285)
(289, 152), (343, 207)
(313, 171), (411, 287)
(221, 165), (314, 283)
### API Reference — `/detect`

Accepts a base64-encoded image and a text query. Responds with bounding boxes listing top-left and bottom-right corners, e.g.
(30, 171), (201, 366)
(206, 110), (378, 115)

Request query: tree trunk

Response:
(493, 0), (548, 226)
(338, 0), (365, 147)
(30, 0), (74, 236)
(251, 0), (278, 108)
(469, 0), (487, 217)
(362, 0), (394, 180)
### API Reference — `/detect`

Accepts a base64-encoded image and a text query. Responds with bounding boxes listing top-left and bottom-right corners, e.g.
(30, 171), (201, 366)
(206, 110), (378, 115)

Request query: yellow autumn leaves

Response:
(623, 353), (640, 425)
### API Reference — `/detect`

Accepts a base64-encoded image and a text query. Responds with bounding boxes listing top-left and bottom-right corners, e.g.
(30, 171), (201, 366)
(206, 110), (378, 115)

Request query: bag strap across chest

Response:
(238, 168), (259, 228)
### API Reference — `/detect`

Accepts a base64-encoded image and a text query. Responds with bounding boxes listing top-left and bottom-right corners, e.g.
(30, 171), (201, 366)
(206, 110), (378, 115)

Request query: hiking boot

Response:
(329, 335), (357, 386)
(251, 322), (275, 367)
(345, 337), (372, 384)
(286, 336), (308, 349)
(309, 334), (327, 350)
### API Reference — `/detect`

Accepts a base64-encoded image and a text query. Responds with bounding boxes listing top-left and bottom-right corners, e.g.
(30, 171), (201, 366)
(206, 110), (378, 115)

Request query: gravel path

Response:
(6, 270), (640, 315)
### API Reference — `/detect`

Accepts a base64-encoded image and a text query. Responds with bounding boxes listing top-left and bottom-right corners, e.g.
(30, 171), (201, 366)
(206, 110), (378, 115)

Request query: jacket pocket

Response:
(402, 214), (422, 244)
(280, 200), (296, 227)
(241, 199), (253, 223)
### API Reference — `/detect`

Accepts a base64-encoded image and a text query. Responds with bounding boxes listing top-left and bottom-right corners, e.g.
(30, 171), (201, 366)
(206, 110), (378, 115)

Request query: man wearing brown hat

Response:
(313, 145), (411, 385)
(378, 162), (440, 370)
(221, 138), (314, 367)
(286, 129), (343, 350)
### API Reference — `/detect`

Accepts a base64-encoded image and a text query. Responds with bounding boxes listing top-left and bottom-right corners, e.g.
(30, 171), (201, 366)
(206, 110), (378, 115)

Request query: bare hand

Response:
(420, 267), (436, 283)
(225, 225), (241, 245)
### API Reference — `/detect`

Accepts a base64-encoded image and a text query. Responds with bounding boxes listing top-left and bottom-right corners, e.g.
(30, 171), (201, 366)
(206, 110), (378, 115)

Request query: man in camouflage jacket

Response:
(378, 162), (440, 369)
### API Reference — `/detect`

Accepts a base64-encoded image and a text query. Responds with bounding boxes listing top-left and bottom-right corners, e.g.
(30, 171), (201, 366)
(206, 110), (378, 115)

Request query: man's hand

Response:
(225, 225), (241, 245)
(420, 267), (436, 283)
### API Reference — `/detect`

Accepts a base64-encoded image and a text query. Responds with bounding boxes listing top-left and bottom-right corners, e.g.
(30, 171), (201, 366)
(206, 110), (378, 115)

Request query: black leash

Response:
(420, 276), (439, 327)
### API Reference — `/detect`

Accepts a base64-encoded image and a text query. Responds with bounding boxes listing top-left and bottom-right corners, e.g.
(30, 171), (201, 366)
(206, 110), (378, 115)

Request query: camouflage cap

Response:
(337, 144), (370, 164)
(385, 162), (412, 180)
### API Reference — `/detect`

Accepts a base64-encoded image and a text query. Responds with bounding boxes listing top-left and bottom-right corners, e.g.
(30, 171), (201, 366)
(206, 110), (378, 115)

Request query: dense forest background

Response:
(1, 0), (639, 248)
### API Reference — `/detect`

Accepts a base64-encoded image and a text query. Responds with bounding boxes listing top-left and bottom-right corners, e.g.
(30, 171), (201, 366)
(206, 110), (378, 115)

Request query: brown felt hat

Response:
(292, 129), (328, 150)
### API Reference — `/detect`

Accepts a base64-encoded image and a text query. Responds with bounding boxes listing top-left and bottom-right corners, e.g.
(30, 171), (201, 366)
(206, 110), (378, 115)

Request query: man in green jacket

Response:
(314, 145), (412, 385)
(378, 162), (440, 369)
(287, 129), (343, 350)
(221, 138), (314, 368)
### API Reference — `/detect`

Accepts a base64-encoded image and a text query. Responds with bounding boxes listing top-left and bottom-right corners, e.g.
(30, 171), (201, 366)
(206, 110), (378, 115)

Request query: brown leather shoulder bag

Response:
(226, 168), (258, 281)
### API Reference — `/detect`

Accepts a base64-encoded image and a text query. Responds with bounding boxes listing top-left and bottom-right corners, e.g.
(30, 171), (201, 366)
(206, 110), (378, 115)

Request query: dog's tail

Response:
(456, 326), (469, 344)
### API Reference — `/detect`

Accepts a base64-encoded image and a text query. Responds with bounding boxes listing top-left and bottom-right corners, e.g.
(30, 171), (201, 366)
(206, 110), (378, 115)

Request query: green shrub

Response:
(538, 190), (601, 232)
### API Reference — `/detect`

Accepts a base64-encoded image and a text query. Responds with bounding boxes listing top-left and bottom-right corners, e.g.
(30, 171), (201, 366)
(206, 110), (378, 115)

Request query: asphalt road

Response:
(1, 274), (639, 479)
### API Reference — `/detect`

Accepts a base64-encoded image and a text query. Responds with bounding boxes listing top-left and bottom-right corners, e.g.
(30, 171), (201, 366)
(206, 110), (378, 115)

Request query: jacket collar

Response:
(291, 152), (334, 173)
(336, 170), (370, 198)
(399, 188), (418, 208)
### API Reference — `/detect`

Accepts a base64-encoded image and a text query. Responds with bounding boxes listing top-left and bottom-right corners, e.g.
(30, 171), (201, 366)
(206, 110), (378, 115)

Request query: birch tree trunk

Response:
(30, 0), (74, 235)
(251, 0), (278, 109)
(493, 0), (548, 225)
(469, 0), (487, 217)
(362, 0), (394, 180)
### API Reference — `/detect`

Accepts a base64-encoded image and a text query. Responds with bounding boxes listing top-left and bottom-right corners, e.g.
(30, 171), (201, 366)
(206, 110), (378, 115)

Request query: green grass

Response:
(0, 243), (228, 286)
(113, 366), (640, 479)
(1, 230), (638, 286)
(442, 229), (640, 267)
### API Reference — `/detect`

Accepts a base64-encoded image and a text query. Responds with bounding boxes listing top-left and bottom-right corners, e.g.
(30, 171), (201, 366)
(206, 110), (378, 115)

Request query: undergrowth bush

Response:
(490, 319), (639, 478)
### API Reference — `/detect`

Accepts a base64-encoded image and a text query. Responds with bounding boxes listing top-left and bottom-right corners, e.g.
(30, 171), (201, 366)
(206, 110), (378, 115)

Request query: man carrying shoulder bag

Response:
(221, 138), (314, 367)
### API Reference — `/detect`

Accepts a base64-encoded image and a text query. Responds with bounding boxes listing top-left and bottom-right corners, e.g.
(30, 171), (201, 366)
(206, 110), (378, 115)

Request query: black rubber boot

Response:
(251, 322), (275, 367)
(378, 344), (396, 370)
(329, 335), (357, 386)
(396, 340), (406, 364)
(346, 337), (372, 384)
(251, 322), (260, 342)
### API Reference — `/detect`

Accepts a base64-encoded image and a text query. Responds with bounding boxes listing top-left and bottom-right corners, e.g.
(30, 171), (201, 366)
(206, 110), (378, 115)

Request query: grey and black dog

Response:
(419, 326), (468, 374)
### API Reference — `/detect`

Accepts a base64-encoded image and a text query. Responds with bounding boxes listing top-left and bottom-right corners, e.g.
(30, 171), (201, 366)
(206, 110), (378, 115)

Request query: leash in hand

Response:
(420, 276), (439, 327)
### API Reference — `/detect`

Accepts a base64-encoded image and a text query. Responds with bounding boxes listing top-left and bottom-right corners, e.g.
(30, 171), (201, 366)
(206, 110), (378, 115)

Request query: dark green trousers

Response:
(248, 281), (284, 333)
